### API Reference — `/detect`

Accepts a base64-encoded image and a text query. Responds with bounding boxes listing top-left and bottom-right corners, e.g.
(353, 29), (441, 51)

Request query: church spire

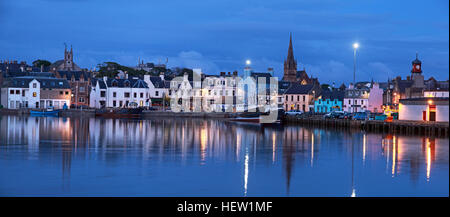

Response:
(287, 33), (294, 63)
(283, 33), (298, 82)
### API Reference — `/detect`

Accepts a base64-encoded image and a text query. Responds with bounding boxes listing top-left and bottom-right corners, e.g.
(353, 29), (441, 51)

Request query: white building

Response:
(399, 97), (449, 122)
(89, 77), (149, 108)
(1, 77), (71, 109)
(343, 82), (383, 113)
(143, 74), (169, 106)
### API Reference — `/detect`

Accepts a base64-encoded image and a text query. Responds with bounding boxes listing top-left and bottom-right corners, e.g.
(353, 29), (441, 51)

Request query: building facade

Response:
(89, 77), (149, 108)
(1, 77), (71, 109)
(283, 83), (320, 112)
(314, 90), (345, 113)
(399, 97), (449, 122)
(55, 70), (91, 107)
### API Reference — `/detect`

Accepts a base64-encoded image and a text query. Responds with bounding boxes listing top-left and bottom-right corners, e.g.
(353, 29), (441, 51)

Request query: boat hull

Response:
(30, 110), (59, 116)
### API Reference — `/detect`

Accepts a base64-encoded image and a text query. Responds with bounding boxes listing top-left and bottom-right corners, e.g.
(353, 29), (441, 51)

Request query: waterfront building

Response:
(1, 76), (71, 109)
(367, 82), (384, 113)
(343, 83), (370, 113)
(314, 90), (345, 113)
(89, 77), (149, 108)
(55, 70), (92, 108)
(283, 83), (320, 112)
(282, 33), (319, 86)
(399, 97), (449, 122)
(49, 45), (82, 71)
(143, 73), (170, 107)
(202, 71), (239, 112)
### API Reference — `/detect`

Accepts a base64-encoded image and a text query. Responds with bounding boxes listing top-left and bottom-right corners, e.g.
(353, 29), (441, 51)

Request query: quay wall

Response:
(285, 116), (449, 138)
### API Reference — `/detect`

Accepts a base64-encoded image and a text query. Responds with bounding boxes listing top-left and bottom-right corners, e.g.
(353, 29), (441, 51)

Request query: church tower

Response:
(283, 33), (297, 82)
(63, 44), (74, 71)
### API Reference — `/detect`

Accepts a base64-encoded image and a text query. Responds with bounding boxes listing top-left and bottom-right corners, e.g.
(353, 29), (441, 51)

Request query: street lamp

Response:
(353, 43), (359, 86)
(245, 59), (251, 65)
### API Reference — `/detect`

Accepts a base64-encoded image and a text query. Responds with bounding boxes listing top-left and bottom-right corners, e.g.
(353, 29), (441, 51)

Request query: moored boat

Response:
(95, 107), (144, 118)
(30, 107), (59, 116)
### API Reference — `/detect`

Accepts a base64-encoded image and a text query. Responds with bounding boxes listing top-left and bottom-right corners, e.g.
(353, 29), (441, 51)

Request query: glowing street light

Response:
(353, 42), (359, 86)
(245, 59), (251, 65)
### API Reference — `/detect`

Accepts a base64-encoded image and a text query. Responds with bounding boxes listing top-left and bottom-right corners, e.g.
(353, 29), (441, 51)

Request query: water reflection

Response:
(0, 115), (448, 196)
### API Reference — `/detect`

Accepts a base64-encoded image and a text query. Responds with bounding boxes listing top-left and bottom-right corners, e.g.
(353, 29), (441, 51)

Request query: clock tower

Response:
(411, 52), (422, 74)
(411, 52), (424, 89)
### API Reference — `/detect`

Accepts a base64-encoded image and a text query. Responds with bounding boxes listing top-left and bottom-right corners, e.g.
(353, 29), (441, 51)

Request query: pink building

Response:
(368, 83), (383, 113)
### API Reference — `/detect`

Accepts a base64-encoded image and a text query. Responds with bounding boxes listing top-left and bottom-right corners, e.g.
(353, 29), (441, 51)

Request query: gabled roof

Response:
(319, 90), (345, 101)
(57, 71), (91, 81)
(284, 83), (314, 94)
(149, 76), (166, 88)
(3, 76), (70, 89)
(104, 78), (148, 88)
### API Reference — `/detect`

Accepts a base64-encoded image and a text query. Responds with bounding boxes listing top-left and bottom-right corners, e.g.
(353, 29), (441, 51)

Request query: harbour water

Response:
(0, 115), (448, 196)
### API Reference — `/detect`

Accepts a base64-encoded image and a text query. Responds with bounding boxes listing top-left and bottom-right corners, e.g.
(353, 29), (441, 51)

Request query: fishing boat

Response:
(95, 107), (144, 118)
(30, 107), (59, 116)
(228, 108), (285, 124)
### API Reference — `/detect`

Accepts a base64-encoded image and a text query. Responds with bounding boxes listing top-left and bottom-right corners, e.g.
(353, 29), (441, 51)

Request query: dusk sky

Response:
(0, 0), (448, 85)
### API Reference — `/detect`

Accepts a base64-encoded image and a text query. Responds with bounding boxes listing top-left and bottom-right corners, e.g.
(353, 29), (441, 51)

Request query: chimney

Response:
(103, 76), (108, 82)
(407, 76), (410, 80)
(233, 71), (238, 76)
(40, 65), (44, 72)
(220, 72), (225, 76)
(228, 72), (231, 75)
(348, 83), (354, 89)
(267, 67), (274, 76)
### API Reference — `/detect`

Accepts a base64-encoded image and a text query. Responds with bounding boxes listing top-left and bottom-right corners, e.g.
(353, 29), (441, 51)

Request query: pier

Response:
(285, 116), (449, 137)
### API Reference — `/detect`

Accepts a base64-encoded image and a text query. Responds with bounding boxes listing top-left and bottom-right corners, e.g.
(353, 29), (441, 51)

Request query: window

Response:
(286, 95), (288, 101)
(291, 96), (293, 101)
(297, 96), (299, 101)
(65, 91), (69, 95)
(140, 92), (143, 98)
(119, 101), (123, 107)
(124, 92), (130, 98)
(124, 81), (130, 87)
(113, 100), (117, 107)
(60, 91), (63, 95)
(303, 96), (306, 101)
(361, 100), (363, 104)
(348, 100), (351, 104)
(100, 91), (106, 97)
(112, 81), (118, 87)
(133, 92), (137, 98)
(79, 87), (85, 92)
(16, 90), (20, 94)
(113, 92), (117, 97)
(33, 83), (37, 88)
(33, 92), (37, 97)
(79, 97), (85, 103)
(354, 100), (357, 104)
(155, 91), (159, 96)
(22, 91), (25, 97)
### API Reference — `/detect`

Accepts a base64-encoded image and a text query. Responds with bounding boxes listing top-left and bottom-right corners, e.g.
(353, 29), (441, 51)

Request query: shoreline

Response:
(1, 108), (448, 138)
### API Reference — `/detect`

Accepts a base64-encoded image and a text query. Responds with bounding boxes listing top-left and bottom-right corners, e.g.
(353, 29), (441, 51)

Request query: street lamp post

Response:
(353, 43), (359, 86)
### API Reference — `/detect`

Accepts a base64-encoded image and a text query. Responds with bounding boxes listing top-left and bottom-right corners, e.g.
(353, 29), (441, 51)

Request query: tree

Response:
(32, 59), (51, 67)
(321, 84), (331, 91)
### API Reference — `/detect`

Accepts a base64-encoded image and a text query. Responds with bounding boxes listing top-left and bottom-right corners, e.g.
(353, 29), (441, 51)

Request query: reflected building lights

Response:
(200, 127), (207, 163)
(363, 134), (366, 165)
(244, 150), (249, 197)
(392, 136), (396, 177)
(272, 132), (276, 163)
(426, 138), (432, 182)
(311, 132), (314, 167)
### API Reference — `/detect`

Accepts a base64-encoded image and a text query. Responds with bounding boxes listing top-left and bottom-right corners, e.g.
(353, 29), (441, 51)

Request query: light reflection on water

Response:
(0, 115), (448, 197)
